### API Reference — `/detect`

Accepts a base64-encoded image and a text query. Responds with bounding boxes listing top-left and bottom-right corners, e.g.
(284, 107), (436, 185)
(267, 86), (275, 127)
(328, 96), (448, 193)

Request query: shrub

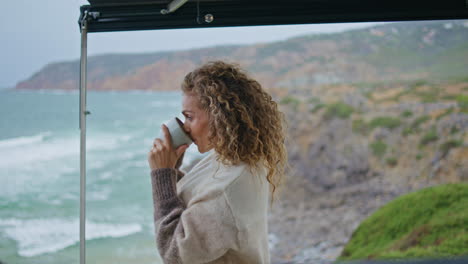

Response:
(370, 140), (387, 158)
(391, 89), (411, 102)
(352, 119), (369, 135)
(280, 95), (300, 110)
(456, 94), (468, 113)
(451, 126), (460, 134)
(416, 153), (423, 160)
(436, 107), (454, 120)
(411, 115), (431, 130)
(307, 97), (321, 104)
(439, 140), (463, 154)
(420, 128), (438, 146)
(369, 117), (402, 130)
(386, 157), (398, 166)
(402, 116), (430, 137)
(402, 127), (414, 136)
(280, 95), (300, 106)
(441, 94), (457, 100)
(417, 91), (438, 103)
(324, 102), (354, 119)
(310, 103), (325, 113)
(401, 110), (413, 118)
(410, 80), (428, 88)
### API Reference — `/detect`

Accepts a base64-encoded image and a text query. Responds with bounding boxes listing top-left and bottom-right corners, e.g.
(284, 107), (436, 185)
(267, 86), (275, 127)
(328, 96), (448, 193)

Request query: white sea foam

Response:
(0, 132), (52, 149)
(0, 218), (142, 257)
(0, 160), (77, 197)
(87, 133), (137, 152)
(99, 171), (113, 180)
(47, 199), (62, 205)
(0, 134), (78, 169)
(89, 187), (111, 201)
(87, 135), (119, 151)
(119, 134), (134, 142)
(0, 132), (135, 169)
(0, 131), (140, 199)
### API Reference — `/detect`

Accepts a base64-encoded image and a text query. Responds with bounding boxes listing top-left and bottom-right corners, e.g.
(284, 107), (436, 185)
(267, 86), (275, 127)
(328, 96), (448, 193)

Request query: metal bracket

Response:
(80, 10), (100, 32)
(88, 11), (100, 20)
(161, 0), (189, 14)
(80, 10), (88, 31)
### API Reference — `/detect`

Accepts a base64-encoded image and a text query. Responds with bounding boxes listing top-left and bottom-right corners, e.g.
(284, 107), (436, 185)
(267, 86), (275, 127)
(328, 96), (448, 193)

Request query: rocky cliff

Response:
(268, 79), (467, 263)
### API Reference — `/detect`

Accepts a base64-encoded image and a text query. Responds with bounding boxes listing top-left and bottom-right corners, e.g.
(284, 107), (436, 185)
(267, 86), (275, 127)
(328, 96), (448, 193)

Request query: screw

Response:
(204, 14), (214, 23)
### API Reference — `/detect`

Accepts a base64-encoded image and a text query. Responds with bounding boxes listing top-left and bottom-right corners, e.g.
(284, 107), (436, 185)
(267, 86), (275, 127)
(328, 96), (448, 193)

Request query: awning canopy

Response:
(76, 2), (468, 264)
(79, 0), (468, 33)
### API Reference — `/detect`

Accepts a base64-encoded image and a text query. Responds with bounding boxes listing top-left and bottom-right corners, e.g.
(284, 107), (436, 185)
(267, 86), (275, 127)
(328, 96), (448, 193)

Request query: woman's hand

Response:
(148, 124), (189, 170)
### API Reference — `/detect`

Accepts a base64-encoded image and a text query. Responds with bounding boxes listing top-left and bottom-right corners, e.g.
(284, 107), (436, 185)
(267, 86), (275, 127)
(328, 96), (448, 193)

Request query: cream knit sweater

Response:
(150, 149), (271, 264)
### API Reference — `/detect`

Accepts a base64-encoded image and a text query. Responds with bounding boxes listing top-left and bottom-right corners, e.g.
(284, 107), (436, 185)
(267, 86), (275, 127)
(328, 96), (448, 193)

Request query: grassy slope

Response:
(338, 183), (468, 260)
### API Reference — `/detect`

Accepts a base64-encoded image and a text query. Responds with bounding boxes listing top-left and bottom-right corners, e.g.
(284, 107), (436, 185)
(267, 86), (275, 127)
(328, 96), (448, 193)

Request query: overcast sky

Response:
(0, 0), (385, 88)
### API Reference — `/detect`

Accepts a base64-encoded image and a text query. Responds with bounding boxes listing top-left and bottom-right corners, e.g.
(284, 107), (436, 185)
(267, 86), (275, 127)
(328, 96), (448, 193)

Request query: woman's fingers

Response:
(153, 138), (162, 146)
(176, 144), (189, 157)
(153, 138), (165, 150)
(153, 125), (173, 150)
(149, 129), (179, 169)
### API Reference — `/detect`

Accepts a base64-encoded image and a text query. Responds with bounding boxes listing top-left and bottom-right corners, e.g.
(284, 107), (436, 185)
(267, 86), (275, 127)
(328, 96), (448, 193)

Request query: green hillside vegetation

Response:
(343, 22), (468, 79)
(436, 107), (454, 120)
(401, 110), (413, 118)
(420, 128), (439, 146)
(338, 184), (468, 261)
(279, 95), (301, 111)
(439, 139), (463, 154)
(352, 119), (369, 135)
(324, 102), (354, 119)
(456, 94), (468, 113)
(369, 117), (402, 130)
(277, 77), (466, 167)
(370, 140), (387, 158)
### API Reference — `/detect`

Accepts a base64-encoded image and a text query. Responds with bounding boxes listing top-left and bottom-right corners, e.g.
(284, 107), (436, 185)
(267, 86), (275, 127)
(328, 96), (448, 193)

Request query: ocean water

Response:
(0, 89), (206, 264)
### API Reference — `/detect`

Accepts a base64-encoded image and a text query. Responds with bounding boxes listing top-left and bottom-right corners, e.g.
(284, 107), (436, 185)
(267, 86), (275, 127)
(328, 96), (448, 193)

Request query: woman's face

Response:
(181, 92), (212, 153)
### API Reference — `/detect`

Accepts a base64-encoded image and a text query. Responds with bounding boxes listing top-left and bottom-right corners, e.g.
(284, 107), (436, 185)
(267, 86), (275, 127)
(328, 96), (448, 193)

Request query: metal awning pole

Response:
(79, 12), (88, 264)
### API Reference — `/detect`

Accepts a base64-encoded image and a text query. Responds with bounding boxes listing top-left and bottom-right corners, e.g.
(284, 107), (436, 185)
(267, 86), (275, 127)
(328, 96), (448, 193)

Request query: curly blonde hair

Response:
(182, 61), (287, 204)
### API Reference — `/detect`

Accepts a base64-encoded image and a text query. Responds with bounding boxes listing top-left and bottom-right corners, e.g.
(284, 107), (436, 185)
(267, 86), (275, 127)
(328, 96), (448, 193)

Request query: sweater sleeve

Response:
(150, 168), (240, 264)
(175, 169), (185, 182)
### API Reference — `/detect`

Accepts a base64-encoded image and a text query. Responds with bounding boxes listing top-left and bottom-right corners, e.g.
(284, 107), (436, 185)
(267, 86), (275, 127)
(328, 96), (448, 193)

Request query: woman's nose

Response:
(183, 122), (190, 133)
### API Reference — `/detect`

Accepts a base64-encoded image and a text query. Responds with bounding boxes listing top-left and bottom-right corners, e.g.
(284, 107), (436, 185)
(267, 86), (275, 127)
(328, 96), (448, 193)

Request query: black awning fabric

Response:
(79, 0), (468, 33)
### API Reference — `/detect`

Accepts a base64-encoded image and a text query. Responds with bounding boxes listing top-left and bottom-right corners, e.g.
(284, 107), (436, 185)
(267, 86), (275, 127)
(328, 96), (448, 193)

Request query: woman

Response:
(148, 61), (287, 264)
